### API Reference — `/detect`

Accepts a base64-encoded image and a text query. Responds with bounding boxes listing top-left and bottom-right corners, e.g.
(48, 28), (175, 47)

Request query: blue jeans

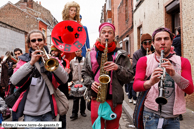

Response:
(125, 84), (129, 93)
(126, 83), (137, 100)
(143, 110), (180, 129)
(24, 111), (54, 129)
(12, 111), (18, 121)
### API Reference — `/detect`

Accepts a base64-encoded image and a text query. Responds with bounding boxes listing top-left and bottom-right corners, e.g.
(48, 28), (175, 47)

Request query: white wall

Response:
(0, 25), (25, 56)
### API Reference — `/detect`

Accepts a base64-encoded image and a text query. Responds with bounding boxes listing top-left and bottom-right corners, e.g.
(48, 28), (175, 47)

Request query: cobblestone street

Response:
(185, 93), (194, 111)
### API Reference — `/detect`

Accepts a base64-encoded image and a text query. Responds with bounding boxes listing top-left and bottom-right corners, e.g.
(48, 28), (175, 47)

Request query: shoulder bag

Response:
(34, 62), (69, 115)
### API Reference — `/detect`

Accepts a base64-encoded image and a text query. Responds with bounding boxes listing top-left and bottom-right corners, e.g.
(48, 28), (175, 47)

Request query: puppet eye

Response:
(110, 113), (116, 119)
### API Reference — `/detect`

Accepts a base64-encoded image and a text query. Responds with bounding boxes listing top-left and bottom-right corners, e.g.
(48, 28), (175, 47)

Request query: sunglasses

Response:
(143, 40), (152, 45)
(31, 38), (43, 43)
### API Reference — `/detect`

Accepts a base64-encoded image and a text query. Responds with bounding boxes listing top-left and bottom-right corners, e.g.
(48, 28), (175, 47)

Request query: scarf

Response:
(95, 40), (116, 53)
(92, 102), (117, 129)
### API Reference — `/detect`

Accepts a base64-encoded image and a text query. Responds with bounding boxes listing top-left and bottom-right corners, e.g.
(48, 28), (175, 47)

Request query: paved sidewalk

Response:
(122, 93), (194, 129)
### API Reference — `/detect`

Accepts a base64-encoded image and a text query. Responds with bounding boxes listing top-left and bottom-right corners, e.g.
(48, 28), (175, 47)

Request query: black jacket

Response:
(132, 45), (154, 74)
(172, 35), (181, 56)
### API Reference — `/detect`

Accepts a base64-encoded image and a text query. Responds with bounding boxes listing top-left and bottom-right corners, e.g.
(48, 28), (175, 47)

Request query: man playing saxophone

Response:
(82, 22), (133, 129)
(133, 27), (194, 129)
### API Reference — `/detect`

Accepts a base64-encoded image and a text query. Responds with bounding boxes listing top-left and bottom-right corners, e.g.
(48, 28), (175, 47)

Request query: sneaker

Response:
(126, 92), (129, 95)
(129, 99), (133, 103)
(133, 100), (136, 105)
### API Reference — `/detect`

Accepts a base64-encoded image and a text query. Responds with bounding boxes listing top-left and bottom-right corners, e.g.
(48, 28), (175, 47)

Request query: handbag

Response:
(5, 89), (21, 108)
(5, 67), (35, 108)
(34, 62), (69, 116)
(54, 88), (69, 115)
(5, 81), (30, 108)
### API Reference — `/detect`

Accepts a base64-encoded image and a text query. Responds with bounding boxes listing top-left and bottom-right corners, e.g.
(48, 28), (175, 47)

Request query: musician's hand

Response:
(30, 50), (42, 66)
(91, 81), (100, 93)
(87, 49), (91, 52)
(148, 51), (152, 55)
(64, 68), (71, 74)
(144, 67), (163, 89)
(12, 64), (16, 69)
(42, 53), (48, 61)
(103, 61), (118, 71)
(161, 58), (175, 76)
(48, 54), (52, 58)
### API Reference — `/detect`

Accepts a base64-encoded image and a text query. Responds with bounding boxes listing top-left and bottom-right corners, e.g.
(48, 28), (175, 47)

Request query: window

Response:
(124, 36), (130, 54)
(42, 29), (46, 37)
(126, 41), (129, 53)
(125, 0), (129, 21)
(172, 12), (180, 33)
(106, 0), (111, 11)
(119, 41), (123, 48)
(165, 0), (180, 33)
(137, 26), (142, 49)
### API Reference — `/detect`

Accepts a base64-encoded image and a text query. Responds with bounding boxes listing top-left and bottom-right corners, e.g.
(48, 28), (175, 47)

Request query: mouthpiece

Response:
(105, 39), (108, 42)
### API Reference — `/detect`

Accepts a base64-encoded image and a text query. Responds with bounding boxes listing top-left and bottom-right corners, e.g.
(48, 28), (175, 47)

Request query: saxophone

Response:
(96, 39), (111, 103)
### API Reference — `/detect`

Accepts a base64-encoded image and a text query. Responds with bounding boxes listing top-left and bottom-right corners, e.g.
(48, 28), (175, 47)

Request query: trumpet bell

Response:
(44, 58), (59, 72)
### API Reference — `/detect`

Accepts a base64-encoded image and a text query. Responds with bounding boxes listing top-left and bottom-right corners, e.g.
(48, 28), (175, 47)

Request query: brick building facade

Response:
(0, 0), (58, 53)
(100, 0), (134, 56)
(117, 0), (133, 56)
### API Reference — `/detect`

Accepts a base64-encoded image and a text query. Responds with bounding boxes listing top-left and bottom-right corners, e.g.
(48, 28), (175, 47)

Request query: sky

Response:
(0, 0), (105, 48)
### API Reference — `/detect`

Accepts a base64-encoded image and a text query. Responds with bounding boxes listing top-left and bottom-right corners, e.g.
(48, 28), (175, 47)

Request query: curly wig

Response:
(62, 1), (80, 22)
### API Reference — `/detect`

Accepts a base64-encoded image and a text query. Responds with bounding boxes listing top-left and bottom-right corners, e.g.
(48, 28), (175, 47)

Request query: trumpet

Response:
(155, 49), (168, 105)
(37, 46), (59, 72)
(1, 51), (18, 64)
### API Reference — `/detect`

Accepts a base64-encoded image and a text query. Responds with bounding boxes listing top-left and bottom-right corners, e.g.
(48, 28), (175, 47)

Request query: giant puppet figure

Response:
(61, 1), (81, 61)
(61, 1), (90, 60)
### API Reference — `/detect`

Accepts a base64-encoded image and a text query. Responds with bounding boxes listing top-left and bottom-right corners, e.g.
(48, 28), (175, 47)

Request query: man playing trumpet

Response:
(133, 27), (194, 129)
(10, 30), (69, 124)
